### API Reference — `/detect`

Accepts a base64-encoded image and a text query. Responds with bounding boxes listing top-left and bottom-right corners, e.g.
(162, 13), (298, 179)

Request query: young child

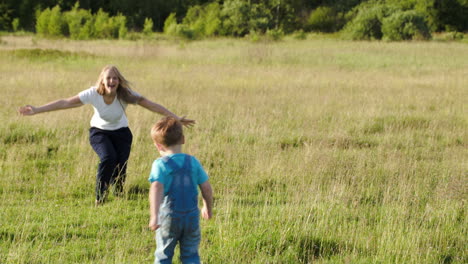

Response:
(148, 116), (213, 264)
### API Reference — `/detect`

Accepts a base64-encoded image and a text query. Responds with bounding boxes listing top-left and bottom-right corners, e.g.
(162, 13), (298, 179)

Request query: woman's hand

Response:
(18, 105), (37, 116)
(179, 116), (196, 128)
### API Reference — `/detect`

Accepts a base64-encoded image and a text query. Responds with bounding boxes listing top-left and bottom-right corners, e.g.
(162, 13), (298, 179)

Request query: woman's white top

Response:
(78, 86), (141, 130)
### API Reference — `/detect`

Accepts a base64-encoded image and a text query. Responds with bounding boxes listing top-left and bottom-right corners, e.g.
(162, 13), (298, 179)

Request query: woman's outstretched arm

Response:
(18, 95), (83, 116)
(137, 97), (195, 127)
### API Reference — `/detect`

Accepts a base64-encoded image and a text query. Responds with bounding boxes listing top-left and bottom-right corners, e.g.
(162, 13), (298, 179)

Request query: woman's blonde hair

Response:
(95, 65), (141, 104)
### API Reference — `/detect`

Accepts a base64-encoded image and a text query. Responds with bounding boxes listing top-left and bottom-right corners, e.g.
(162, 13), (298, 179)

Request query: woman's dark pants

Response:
(89, 127), (133, 202)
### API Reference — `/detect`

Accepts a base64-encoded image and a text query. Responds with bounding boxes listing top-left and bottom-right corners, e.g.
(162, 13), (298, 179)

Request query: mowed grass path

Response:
(0, 35), (467, 263)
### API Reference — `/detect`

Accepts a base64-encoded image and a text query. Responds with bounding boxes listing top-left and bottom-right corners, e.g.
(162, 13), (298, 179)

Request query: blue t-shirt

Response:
(148, 153), (209, 195)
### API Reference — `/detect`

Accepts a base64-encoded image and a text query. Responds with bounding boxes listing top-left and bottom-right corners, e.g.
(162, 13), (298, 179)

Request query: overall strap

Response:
(165, 154), (197, 213)
(183, 154), (192, 170)
(161, 156), (180, 171)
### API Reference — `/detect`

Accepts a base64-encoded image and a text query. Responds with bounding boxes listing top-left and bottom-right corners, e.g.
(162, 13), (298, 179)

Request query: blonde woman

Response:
(18, 65), (195, 205)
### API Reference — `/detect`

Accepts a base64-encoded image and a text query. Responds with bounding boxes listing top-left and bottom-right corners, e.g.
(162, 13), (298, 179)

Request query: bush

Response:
(293, 29), (307, 40)
(203, 3), (222, 36)
(143, 18), (153, 35)
(248, 3), (273, 34)
(48, 5), (67, 37)
(445, 31), (464, 41)
(266, 28), (284, 41)
(308, 6), (341, 33)
(36, 4), (127, 40)
(94, 9), (111, 38)
(182, 3), (222, 38)
(221, 0), (250, 36)
(115, 14), (127, 39)
(382, 10), (431, 41)
(163, 13), (178, 35)
(65, 3), (94, 40)
(163, 13), (196, 40)
(79, 19), (95, 40)
(183, 5), (205, 38)
(342, 3), (397, 40)
(0, 3), (12, 31)
(12, 18), (20, 32)
(35, 8), (51, 36)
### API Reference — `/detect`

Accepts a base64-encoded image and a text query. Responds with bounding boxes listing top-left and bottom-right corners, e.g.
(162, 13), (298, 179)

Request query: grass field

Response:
(0, 34), (467, 263)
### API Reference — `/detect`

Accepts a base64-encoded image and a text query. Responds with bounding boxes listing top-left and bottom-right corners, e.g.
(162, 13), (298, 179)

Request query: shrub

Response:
(94, 9), (111, 38)
(176, 24), (196, 39)
(163, 13), (196, 40)
(203, 2), (222, 36)
(0, 3), (12, 31)
(48, 5), (67, 37)
(35, 8), (51, 35)
(444, 31), (464, 41)
(179, 3), (222, 38)
(79, 19), (95, 40)
(183, 5), (205, 38)
(163, 13), (178, 35)
(308, 6), (340, 32)
(293, 29), (307, 40)
(115, 14), (127, 39)
(35, 4), (127, 40)
(12, 18), (20, 32)
(221, 0), (250, 36)
(65, 3), (93, 39)
(143, 18), (153, 35)
(266, 28), (284, 41)
(342, 3), (397, 40)
(248, 3), (273, 33)
(382, 10), (431, 41)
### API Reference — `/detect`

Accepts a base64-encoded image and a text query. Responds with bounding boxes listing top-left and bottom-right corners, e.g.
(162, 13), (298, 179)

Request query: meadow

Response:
(0, 34), (466, 263)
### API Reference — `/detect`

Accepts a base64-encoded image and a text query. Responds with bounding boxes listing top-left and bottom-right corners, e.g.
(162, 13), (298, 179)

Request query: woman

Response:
(18, 65), (195, 205)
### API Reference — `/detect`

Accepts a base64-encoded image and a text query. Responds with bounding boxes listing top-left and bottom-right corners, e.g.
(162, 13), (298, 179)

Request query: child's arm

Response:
(149, 181), (164, 231)
(199, 181), (213, 220)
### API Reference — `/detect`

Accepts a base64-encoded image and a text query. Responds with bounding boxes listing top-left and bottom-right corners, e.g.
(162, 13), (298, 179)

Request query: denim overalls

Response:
(155, 155), (201, 264)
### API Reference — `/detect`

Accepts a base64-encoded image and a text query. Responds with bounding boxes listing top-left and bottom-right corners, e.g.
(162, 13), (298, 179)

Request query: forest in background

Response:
(1, 0), (467, 41)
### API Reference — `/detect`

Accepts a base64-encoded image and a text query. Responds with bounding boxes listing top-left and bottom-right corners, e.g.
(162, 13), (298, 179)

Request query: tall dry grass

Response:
(0, 35), (466, 263)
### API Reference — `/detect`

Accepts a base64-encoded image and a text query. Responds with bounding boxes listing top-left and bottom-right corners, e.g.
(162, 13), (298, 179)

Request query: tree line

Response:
(1, 0), (467, 40)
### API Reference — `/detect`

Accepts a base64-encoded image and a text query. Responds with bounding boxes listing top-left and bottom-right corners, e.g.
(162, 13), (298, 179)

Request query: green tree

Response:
(48, 5), (66, 37)
(183, 5), (205, 37)
(94, 8), (111, 38)
(116, 14), (127, 39)
(204, 2), (221, 36)
(143, 18), (154, 35)
(163, 12), (178, 35)
(35, 7), (51, 36)
(0, 3), (13, 31)
(220, 0), (250, 36)
(65, 3), (94, 39)
(307, 6), (345, 32)
(382, 10), (431, 40)
(12, 18), (20, 31)
(181, 3), (221, 38)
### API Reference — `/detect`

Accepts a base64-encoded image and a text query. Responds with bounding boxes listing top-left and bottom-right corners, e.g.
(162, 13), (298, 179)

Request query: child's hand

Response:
(149, 217), (160, 231)
(201, 206), (212, 220)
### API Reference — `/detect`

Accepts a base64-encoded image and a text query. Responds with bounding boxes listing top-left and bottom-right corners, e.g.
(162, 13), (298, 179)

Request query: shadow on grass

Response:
(295, 236), (342, 261)
(125, 184), (148, 200)
(254, 232), (349, 262)
(234, 178), (288, 206)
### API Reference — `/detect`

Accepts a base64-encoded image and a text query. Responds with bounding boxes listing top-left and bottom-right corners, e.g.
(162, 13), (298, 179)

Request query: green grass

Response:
(1, 35), (467, 263)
